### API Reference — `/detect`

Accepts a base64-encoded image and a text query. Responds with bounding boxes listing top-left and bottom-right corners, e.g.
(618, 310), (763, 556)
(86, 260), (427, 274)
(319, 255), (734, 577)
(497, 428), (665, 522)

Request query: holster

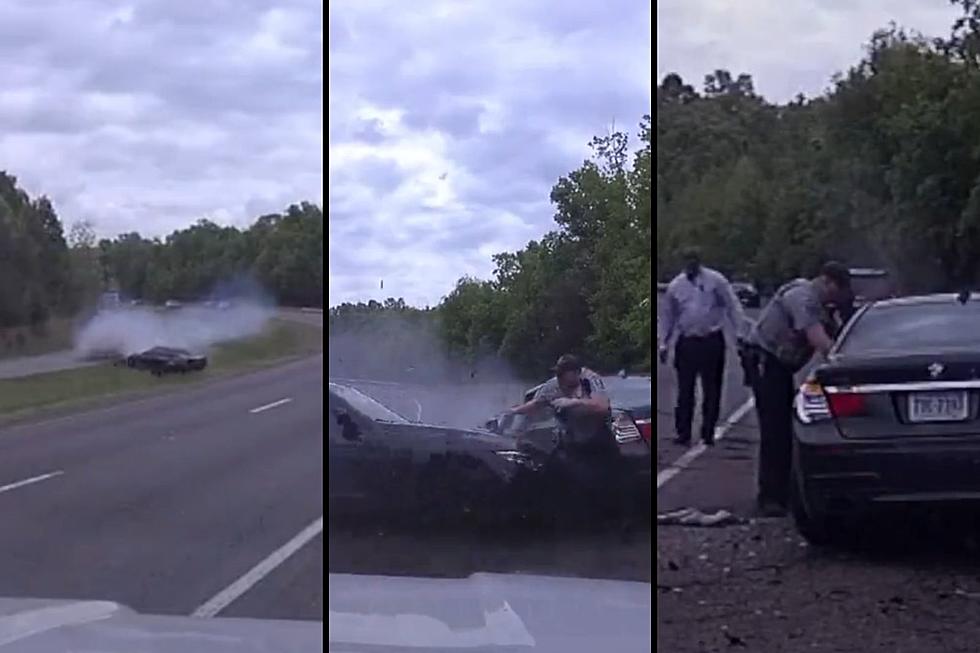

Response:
(737, 342), (763, 388)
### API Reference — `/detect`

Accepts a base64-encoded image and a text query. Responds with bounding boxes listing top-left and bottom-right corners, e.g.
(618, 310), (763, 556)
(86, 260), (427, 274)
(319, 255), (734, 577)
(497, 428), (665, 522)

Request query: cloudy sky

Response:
(0, 0), (322, 239)
(328, 0), (652, 307)
(658, 0), (960, 103)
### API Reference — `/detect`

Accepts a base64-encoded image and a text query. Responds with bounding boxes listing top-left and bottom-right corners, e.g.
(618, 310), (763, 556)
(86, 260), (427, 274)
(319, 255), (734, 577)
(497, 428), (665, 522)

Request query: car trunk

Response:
(816, 352), (980, 440)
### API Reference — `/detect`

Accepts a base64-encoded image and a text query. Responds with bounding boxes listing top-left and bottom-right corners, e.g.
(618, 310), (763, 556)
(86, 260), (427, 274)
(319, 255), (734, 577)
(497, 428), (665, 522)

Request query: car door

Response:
(327, 395), (389, 513)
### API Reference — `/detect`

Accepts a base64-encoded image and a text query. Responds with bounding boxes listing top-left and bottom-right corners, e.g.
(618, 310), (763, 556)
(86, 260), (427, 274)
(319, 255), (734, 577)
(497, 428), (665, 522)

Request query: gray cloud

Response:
(328, 0), (652, 307)
(656, 0), (960, 102)
(0, 0), (322, 239)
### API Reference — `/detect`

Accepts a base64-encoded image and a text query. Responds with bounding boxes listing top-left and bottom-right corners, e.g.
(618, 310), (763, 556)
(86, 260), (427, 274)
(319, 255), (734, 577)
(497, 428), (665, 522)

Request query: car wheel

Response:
(790, 445), (851, 548)
(789, 475), (834, 546)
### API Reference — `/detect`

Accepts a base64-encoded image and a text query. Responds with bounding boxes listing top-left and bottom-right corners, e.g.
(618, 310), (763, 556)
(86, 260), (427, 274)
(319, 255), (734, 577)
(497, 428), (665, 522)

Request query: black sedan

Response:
(792, 293), (980, 545)
(328, 382), (542, 525)
(125, 346), (207, 375)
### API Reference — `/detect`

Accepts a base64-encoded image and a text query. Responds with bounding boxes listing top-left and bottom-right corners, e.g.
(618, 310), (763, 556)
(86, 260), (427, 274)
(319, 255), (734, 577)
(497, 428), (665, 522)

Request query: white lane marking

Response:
(657, 397), (755, 490)
(413, 399), (423, 422)
(192, 516), (323, 618)
(249, 398), (293, 414)
(0, 470), (64, 495)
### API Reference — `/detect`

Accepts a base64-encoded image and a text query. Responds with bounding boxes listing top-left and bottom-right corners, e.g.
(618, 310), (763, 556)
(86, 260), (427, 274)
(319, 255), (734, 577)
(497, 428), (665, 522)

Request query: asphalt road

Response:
(328, 377), (654, 583)
(656, 304), (980, 651)
(0, 353), (324, 621)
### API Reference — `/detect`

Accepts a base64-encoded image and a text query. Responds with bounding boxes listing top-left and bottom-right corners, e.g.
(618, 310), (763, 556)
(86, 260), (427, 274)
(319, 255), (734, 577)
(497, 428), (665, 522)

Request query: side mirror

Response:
(483, 418), (499, 433)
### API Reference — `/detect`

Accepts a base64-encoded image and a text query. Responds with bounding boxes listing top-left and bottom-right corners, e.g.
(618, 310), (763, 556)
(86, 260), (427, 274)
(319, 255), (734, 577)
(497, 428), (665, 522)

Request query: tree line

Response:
(0, 170), (323, 329)
(330, 116), (652, 379)
(658, 0), (980, 295)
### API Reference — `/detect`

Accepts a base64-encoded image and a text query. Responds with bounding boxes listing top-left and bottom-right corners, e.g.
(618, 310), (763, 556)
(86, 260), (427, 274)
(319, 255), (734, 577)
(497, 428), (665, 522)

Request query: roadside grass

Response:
(0, 318), (322, 419)
(0, 318), (75, 360)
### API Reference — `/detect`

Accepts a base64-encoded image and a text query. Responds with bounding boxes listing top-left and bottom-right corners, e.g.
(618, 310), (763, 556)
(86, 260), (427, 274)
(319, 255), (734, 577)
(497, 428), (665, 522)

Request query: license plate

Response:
(908, 391), (969, 423)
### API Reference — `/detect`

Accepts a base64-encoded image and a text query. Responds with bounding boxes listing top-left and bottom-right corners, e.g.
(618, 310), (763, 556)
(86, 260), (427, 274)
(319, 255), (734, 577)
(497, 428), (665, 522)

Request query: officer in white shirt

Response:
(659, 249), (747, 446)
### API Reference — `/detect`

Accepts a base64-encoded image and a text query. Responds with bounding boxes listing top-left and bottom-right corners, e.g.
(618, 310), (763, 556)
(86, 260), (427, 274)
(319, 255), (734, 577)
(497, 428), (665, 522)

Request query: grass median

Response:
(0, 318), (322, 420)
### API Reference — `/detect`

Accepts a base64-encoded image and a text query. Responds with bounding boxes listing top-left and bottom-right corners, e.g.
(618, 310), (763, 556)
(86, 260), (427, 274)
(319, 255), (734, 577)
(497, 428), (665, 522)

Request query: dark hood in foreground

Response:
(0, 597), (321, 651)
(328, 572), (651, 653)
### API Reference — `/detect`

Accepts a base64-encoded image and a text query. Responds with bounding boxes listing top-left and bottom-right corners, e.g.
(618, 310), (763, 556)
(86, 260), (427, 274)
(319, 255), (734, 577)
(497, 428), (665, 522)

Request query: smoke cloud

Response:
(74, 301), (274, 359)
(328, 315), (526, 429)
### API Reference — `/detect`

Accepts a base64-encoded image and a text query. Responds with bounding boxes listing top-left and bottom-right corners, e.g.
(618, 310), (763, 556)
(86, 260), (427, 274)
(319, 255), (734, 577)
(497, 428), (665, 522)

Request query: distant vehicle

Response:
(848, 267), (895, 306)
(216, 300), (231, 310)
(126, 346), (207, 376)
(792, 293), (980, 546)
(732, 282), (761, 308)
(328, 382), (541, 524)
(164, 300), (182, 309)
(657, 282), (669, 294)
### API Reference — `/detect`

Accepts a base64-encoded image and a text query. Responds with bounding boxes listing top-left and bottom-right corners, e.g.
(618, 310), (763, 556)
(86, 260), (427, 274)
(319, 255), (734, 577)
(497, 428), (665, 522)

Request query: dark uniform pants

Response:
(674, 331), (726, 441)
(752, 350), (797, 506)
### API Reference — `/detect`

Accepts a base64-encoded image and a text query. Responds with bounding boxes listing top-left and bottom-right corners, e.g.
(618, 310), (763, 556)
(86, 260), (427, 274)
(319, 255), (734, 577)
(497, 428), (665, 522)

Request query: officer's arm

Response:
(510, 384), (554, 415)
(805, 323), (834, 357)
(789, 290), (834, 358)
(658, 285), (677, 348)
(511, 397), (547, 415)
(719, 278), (750, 342)
(576, 376), (611, 414)
(580, 392), (610, 413)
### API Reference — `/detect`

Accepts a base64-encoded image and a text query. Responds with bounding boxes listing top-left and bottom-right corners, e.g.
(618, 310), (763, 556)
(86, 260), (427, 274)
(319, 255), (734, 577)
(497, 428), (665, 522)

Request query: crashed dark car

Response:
(126, 346), (207, 376)
(328, 382), (542, 525)
(792, 293), (980, 545)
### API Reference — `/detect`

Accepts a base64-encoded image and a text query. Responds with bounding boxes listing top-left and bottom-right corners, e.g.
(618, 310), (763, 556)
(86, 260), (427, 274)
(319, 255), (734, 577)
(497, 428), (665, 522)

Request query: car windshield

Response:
(839, 299), (980, 355)
(328, 383), (408, 423)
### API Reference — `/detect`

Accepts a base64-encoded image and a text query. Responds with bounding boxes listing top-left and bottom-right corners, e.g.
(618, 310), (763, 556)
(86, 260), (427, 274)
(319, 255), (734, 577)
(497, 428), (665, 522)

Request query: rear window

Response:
(839, 300), (980, 355)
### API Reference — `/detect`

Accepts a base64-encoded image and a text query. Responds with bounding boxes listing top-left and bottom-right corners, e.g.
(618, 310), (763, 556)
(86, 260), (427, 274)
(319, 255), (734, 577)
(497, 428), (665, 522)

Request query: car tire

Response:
(789, 474), (834, 547)
(790, 444), (852, 548)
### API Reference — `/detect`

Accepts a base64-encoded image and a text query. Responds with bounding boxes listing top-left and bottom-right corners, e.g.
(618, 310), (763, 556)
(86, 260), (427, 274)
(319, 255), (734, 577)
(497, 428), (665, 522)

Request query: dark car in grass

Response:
(328, 381), (542, 525)
(792, 293), (980, 545)
(126, 346), (207, 376)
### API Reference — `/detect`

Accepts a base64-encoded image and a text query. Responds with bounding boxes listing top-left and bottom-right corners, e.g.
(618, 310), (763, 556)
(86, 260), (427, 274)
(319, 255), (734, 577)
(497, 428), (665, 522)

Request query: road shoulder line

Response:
(657, 397), (755, 490)
(192, 516), (324, 618)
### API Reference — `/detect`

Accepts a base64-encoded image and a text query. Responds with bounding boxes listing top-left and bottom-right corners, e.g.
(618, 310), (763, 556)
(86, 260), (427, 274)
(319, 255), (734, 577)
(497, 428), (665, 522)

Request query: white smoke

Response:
(74, 301), (273, 359)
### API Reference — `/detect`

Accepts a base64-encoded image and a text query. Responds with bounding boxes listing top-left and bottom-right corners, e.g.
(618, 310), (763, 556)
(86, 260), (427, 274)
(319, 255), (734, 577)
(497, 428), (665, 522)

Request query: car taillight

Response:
(794, 379), (831, 424)
(795, 379), (867, 423)
(827, 392), (866, 418)
(612, 413), (642, 443)
(634, 418), (652, 443)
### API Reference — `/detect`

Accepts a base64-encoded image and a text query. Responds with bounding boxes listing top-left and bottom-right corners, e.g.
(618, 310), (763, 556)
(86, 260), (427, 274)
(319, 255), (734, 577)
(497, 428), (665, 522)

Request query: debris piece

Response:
(657, 507), (741, 527)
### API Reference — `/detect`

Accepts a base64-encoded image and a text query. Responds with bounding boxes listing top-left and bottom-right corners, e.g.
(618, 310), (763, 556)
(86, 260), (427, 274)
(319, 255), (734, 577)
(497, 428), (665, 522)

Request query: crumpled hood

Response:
(0, 597), (321, 652)
(328, 572), (651, 653)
